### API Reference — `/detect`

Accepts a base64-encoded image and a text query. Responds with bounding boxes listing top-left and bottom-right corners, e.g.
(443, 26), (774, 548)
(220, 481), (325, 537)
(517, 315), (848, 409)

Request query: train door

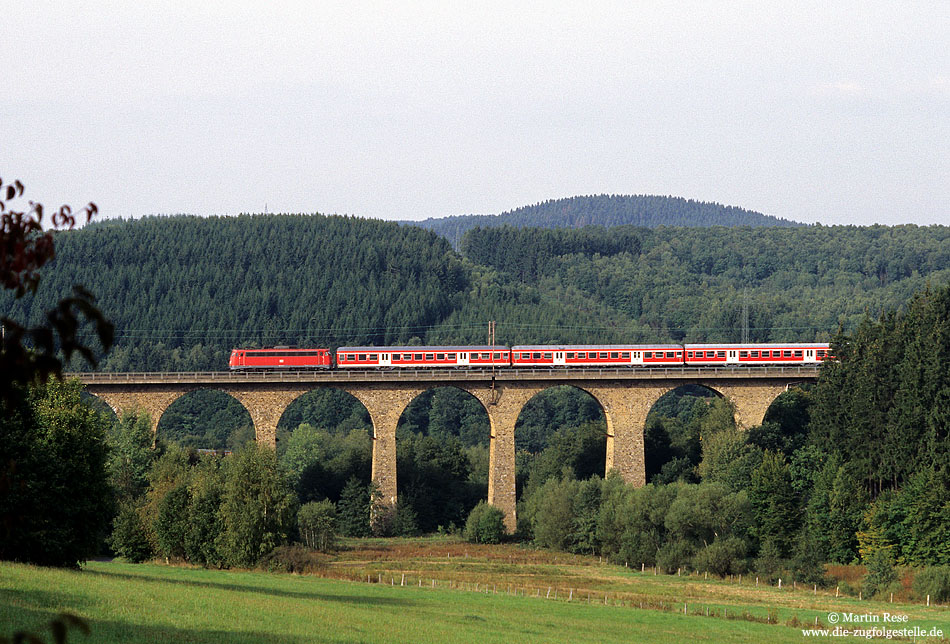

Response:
(554, 351), (566, 366)
(727, 350), (739, 364)
(380, 353), (392, 367)
(805, 349), (815, 363)
(458, 352), (470, 366)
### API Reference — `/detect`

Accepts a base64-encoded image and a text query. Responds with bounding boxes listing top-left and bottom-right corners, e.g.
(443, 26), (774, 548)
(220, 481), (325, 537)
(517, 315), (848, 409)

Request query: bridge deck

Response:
(69, 365), (820, 385)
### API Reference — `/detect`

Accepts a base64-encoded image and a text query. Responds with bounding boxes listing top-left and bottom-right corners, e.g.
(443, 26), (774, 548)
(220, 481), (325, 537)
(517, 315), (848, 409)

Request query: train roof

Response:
(684, 343), (830, 348)
(511, 344), (683, 350)
(335, 345), (509, 352)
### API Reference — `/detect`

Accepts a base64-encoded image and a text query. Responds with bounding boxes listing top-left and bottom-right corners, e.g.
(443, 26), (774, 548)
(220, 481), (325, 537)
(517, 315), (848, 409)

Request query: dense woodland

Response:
(408, 194), (802, 242)
(2, 206), (949, 598)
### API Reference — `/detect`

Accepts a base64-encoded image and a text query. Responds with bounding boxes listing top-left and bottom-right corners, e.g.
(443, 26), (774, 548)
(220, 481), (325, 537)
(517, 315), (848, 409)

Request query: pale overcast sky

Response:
(3, 1), (948, 225)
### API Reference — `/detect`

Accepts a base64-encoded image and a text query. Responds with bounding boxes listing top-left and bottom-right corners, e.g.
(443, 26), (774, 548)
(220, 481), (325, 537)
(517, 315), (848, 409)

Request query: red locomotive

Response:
(228, 347), (332, 370)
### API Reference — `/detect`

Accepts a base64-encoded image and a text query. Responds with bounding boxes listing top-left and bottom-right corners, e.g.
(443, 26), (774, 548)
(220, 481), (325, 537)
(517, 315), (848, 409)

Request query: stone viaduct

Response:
(73, 366), (818, 532)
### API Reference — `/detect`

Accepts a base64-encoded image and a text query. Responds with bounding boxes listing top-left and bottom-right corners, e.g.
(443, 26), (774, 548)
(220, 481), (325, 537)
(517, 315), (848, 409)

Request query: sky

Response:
(3, 1), (948, 226)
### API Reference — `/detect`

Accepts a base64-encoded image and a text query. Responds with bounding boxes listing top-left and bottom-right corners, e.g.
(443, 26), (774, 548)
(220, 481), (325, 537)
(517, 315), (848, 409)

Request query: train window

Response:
(644, 352), (653, 359)
(751, 351), (759, 358)
(794, 350), (802, 357)
(544, 352), (553, 359)
(566, 352), (575, 359)
(414, 353), (423, 360)
(369, 354), (378, 361)
(621, 352), (630, 359)
(783, 350), (792, 357)
(687, 352), (693, 358)
(482, 353), (490, 360)
(425, 354), (434, 360)
(610, 352), (619, 359)
(596, 352), (605, 359)
(435, 353), (444, 360)
(575, 352), (584, 359)
(533, 353), (541, 360)
(634, 352), (641, 358)
(740, 351), (748, 358)
(716, 351), (725, 358)
(502, 352), (508, 359)
(404, 354), (412, 360)
(817, 350), (826, 357)
(358, 354), (367, 361)
(447, 353), (456, 360)
(493, 353), (501, 360)
(666, 352), (675, 358)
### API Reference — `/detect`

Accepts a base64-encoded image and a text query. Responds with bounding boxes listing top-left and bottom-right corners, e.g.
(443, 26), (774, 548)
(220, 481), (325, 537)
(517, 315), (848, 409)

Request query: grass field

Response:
(2, 539), (948, 643)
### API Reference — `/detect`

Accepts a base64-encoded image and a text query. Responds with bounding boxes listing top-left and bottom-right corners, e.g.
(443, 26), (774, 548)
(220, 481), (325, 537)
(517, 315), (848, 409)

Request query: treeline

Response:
(5, 214), (949, 376)
(410, 194), (802, 241)
(460, 224), (950, 342)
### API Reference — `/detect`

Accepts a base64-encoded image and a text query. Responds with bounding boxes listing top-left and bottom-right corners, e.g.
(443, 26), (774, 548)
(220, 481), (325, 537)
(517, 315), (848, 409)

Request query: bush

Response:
(464, 501), (506, 544)
(261, 544), (327, 574)
(755, 538), (784, 584)
(298, 500), (336, 552)
(912, 565), (950, 603)
(657, 539), (694, 574)
(693, 537), (748, 577)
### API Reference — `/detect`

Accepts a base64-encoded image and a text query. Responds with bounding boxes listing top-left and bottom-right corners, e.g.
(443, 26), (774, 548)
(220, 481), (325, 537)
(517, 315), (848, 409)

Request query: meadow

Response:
(2, 539), (948, 643)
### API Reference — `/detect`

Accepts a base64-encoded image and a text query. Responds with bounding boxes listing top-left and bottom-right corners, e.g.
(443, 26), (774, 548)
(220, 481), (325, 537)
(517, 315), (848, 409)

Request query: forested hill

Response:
(4, 214), (949, 372)
(407, 194), (803, 241)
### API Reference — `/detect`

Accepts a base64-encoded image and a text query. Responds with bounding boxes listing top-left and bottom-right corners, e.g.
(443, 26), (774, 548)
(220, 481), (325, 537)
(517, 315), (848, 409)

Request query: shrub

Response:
(755, 538), (784, 584)
(298, 500), (336, 552)
(912, 565), (950, 603)
(657, 539), (694, 574)
(261, 544), (327, 574)
(464, 501), (506, 544)
(693, 537), (748, 577)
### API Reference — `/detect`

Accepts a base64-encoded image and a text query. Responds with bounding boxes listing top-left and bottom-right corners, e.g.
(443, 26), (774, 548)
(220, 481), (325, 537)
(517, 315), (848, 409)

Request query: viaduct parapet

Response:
(75, 367), (817, 532)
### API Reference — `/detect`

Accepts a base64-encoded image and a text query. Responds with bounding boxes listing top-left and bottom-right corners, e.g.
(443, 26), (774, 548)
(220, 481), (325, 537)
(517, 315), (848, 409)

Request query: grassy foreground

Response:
(0, 539), (947, 643)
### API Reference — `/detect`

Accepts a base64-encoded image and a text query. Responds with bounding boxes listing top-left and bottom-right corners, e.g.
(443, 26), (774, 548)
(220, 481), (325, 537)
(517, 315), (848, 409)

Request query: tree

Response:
(0, 176), (113, 397)
(298, 500), (336, 552)
(107, 411), (155, 502)
(217, 444), (297, 567)
(749, 451), (799, 557)
(336, 477), (371, 537)
(0, 378), (114, 566)
(463, 501), (506, 544)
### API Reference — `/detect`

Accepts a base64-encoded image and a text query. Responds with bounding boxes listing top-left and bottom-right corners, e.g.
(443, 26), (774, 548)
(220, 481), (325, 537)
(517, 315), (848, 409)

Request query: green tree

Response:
(749, 451), (799, 556)
(463, 501), (506, 544)
(298, 500), (336, 552)
(217, 444), (297, 567)
(107, 411), (155, 502)
(336, 477), (371, 537)
(0, 379), (114, 567)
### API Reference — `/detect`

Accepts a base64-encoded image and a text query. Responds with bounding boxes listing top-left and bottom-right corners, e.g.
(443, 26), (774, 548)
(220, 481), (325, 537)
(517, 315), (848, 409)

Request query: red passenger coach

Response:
(229, 347), (332, 370)
(684, 343), (830, 366)
(335, 346), (510, 368)
(510, 345), (684, 367)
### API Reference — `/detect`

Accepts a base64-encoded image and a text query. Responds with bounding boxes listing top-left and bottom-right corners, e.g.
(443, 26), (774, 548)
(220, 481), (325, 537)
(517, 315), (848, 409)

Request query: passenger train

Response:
(228, 343), (831, 370)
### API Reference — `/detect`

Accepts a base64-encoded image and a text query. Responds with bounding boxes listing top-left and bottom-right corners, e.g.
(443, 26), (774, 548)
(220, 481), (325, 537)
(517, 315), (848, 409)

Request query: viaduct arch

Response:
(79, 368), (811, 532)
